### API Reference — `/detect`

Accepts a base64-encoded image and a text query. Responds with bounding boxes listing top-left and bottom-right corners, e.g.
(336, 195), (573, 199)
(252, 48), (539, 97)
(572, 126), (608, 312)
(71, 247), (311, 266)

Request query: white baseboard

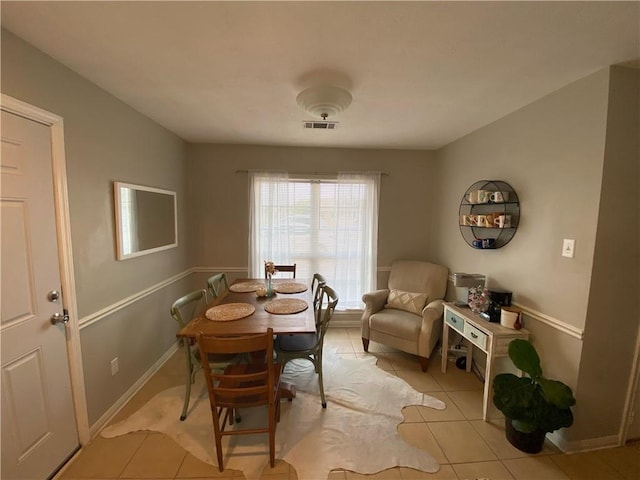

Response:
(547, 431), (621, 453)
(88, 342), (180, 438)
(331, 310), (361, 328)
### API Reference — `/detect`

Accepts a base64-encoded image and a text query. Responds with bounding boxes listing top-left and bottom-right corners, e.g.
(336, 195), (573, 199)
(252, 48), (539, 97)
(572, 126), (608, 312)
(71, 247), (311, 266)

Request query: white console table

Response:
(441, 302), (529, 420)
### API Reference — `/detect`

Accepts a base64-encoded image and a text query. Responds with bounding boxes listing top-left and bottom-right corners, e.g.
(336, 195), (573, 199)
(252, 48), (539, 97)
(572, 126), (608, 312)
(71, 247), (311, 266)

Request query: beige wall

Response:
(1, 29), (190, 424)
(186, 144), (438, 274)
(432, 66), (640, 448)
(432, 69), (610, 329)
(570, 67), (640, 443)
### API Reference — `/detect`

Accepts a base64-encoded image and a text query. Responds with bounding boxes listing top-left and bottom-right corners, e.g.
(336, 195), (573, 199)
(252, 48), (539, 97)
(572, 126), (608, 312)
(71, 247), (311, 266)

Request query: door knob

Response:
(50, 312), (70, 325)
(47, 290), (61, 302)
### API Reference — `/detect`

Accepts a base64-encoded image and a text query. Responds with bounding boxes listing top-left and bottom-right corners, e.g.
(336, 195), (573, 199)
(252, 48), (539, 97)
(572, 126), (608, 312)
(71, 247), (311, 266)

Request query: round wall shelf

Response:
(459, 180), (520, 249)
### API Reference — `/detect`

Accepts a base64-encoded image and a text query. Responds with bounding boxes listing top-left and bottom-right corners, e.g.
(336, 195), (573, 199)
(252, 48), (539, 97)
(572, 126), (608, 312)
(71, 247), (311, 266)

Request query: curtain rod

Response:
(235, 170), (389, 176)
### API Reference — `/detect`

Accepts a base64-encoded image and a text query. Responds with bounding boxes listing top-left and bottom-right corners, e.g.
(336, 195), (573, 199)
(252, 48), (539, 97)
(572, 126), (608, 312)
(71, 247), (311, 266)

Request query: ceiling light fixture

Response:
(296, 85), (352, 120)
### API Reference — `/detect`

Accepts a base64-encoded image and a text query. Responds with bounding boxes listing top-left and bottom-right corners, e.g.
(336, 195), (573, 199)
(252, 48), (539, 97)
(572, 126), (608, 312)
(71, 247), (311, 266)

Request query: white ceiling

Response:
(2, 1), (638, 150)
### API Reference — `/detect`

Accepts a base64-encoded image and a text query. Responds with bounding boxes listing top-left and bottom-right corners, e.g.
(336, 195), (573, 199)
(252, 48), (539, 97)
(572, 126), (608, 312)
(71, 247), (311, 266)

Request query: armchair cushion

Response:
(369, 309), (422, 339)
(385, 289), (428, 315)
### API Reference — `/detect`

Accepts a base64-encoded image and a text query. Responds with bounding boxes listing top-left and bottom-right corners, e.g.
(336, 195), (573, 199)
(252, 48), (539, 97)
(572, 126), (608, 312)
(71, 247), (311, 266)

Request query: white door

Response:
(1, 110), (79, 479)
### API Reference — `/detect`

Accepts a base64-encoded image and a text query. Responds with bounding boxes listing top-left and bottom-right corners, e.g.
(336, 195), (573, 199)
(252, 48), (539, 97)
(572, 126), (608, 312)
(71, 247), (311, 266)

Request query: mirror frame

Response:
(114, 182), (178, 260)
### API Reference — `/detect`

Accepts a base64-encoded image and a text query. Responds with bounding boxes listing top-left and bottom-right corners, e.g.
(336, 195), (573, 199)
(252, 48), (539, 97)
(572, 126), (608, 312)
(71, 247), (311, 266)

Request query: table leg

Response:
(441, 324), (450, 373)
(280, 381), (297, 401)
(482, 341), (495, 420)
(250, 350), (297, 400)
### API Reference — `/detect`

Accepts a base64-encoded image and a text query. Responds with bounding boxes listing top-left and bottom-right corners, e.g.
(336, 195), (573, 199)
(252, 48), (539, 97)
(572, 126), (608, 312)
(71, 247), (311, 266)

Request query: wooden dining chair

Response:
(275, 285), (338, 408)
(170, 289), (239, 421)
(265, 263), (296, 278)
(207, 272), (229, 299)
(198, 328), (282, 472)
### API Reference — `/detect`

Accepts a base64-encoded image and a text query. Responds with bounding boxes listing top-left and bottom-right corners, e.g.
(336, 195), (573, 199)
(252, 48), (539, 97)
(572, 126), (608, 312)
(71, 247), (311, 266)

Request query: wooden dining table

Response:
(177, 277), (317, 400)
(177, 278), (316, 338)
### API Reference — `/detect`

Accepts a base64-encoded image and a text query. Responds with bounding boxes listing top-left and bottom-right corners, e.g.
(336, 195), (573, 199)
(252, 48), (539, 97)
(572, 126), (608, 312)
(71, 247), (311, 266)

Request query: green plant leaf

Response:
(538, 377), (576, 409)
(494, 340), (576, 434)
(508, 339), (542, 379)
(493, 374), (537, 419)
(537, 400), (574, 432)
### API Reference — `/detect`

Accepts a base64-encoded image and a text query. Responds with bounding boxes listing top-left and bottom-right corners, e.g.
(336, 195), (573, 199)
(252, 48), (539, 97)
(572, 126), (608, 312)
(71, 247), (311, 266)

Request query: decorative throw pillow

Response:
(385, 289), (428, 315)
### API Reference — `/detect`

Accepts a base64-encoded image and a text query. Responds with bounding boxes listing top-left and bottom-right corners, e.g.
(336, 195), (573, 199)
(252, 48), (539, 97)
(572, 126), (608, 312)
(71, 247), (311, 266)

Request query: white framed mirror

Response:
(114, 182), (178, 260)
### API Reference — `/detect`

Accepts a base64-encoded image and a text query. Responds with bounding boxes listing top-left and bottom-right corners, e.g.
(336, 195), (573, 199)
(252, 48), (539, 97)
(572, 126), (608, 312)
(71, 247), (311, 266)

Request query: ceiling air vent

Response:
(303, 121), (338, 129)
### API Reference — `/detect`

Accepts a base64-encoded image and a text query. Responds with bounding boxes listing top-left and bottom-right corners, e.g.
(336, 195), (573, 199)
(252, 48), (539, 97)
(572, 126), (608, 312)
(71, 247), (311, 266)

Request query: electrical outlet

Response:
(562, 239), (576, 258)
(110, 357), (119, 375)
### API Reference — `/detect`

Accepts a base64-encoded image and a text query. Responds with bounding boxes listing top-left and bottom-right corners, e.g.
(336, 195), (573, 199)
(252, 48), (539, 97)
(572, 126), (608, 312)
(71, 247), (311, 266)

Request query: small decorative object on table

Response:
(255, 286), (267, 297)
(264, 261), (278, 297)
(468, 284), (489, 313)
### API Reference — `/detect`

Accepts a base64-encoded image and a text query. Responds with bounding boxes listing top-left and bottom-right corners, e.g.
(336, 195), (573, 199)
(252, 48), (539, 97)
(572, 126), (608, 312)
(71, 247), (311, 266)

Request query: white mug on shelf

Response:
(494, 214), (512, 228)
(477, 190), (490, 204)
(490, 191), (509, 203)
(461, 215), (474, 226)
(477, 214), (494, 228)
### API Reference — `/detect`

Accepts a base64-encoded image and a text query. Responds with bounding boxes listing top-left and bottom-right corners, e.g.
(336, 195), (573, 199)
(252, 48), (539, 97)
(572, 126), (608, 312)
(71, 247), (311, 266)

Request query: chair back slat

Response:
(207, 273), (229, 299)
(199, 332), (270, 355)
(171, 289), (208, 328)
(317, 285), (339, 339)
(265, 263), (296, 278)
(311, 273), (327, 326)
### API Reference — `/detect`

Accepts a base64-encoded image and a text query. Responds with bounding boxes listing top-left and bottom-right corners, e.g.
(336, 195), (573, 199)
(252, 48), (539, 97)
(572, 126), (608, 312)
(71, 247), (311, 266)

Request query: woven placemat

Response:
(264, 298), (309, 315)
(205, 303), (255, 321)
(275, 282), (308, 294)
(229, 282), (265, 293)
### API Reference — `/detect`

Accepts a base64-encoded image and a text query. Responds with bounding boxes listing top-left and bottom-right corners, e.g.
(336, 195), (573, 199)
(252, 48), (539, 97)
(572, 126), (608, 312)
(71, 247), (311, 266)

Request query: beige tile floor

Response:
(57, 327), (639, 480)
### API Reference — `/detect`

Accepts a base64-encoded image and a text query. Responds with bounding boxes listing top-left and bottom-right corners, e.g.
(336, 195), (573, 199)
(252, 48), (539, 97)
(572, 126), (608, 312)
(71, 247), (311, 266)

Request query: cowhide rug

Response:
(102, 351), (445, 479)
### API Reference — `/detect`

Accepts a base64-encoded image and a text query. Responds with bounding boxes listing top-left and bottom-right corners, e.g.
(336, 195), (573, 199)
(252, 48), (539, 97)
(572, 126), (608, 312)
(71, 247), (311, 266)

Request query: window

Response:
(249, 171), (380, 309)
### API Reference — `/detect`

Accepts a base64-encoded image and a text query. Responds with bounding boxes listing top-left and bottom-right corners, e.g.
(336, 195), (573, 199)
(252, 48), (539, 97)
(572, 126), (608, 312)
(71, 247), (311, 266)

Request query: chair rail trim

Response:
(79, 270), (191, 328)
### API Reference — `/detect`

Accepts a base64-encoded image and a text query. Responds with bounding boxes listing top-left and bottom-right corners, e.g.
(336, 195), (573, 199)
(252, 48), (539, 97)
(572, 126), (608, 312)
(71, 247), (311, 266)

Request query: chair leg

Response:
(214, 417), (224, 472)
(316, 354), (327, 408)
(362, 337), (369, 352)
(227, 408), (242, 424)
(276, 357), (295, 403)
(276, 395), (281, 422)
(419, 356), (429, 372)
(181, 345), (193, 421)
(269, 405), (276, 467)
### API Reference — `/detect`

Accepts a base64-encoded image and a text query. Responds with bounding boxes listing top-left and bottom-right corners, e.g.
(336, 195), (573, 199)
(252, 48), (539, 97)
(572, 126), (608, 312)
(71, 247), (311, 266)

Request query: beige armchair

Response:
(361, 260), (448, 371)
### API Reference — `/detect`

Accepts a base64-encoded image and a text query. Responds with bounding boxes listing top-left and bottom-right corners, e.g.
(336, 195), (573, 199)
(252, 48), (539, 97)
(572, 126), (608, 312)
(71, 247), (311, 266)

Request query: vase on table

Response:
(266, 276), (274, 297)
(264, 260), (277, 297)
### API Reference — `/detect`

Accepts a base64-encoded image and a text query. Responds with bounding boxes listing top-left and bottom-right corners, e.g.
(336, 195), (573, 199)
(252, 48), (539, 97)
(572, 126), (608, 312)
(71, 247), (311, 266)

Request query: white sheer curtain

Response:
(248, 171), (292, 277)
(332, 172), (380, 309)
(248, 170), (380, 309)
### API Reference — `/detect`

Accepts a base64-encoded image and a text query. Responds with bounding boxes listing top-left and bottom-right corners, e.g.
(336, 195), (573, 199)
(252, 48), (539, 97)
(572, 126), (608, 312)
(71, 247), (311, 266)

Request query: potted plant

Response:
(492, 338), (576, 453)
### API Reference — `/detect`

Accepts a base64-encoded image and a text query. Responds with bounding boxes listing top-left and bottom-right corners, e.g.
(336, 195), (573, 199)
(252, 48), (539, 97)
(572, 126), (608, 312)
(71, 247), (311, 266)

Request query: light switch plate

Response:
(562, 239), (575, 258)
(110, 357), (119, 375)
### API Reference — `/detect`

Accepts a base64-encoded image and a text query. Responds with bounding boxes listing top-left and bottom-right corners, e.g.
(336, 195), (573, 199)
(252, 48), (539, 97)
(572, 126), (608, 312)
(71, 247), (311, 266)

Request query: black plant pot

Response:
(504, 418), (546, 454)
